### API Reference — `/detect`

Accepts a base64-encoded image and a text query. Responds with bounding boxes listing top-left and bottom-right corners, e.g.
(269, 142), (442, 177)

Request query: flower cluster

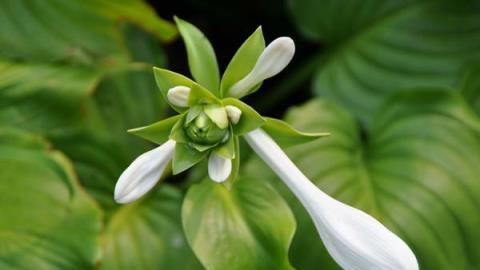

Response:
(114, 17), (418, 270)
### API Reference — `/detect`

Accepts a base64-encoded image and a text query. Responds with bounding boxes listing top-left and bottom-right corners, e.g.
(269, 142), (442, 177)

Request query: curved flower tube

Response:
(244, 129), (419, 270)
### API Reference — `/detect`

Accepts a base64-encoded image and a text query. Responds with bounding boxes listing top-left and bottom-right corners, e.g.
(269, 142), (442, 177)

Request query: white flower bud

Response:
(167, 86), (191, 107)
(229, 37), (295, 98)
(225, 105), (242, 124)
(208, 153), (232, 183)
(114, 140), (176, 204)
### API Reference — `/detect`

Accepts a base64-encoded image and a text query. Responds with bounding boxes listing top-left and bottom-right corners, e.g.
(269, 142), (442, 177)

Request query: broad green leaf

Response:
(461, 64), (480, 115)
(174, 17), (220, 94)
(129, 115), (181, 145)
(221, 27), (265, 97)
(153, 68), (197, 113)
(0, 129), (101, 270)
(222, 98), (265, 135)
(289, 1), (480, 125)
(50, 67), (169, 212)
(172, 143), (208, 174)
(91, 0), (177, 42)
(182, 177), (296, 270)
(0, 61), (101, 132)
(102, 185), (202, 270)
(0, 0), (175, 65)
(245, 92), (480, 270)
(262, 117), (330, 148)
(289, 0), (409, 43)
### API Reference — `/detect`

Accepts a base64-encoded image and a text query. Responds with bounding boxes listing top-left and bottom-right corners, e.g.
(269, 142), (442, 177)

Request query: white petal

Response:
(208, 153), (232, 183)
(229, 37), (295, 98)
(225, 105), (242, 124)
(244, 129), (418, 270)
(114, 140), (176, 204)
(167, 86), (191, 107)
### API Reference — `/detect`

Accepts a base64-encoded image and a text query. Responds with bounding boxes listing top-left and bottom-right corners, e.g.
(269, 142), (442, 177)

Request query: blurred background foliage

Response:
(0, 0), (479, 269)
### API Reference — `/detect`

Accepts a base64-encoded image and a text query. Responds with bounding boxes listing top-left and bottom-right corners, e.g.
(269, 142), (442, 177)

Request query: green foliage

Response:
(289, 0), (480, 125)
(221, 27), (265, 97)
(262, 117), (330, 148)
(102, 185), (202, 270)
(245, 90), (480, 270)
(2, 0), (480, 269)
(175, 17), (220, 94)
(0, 1), (200, 269)
(0, 129), (101, 270)
(182, 177), (296, 270)
(221, 98), (266, 135)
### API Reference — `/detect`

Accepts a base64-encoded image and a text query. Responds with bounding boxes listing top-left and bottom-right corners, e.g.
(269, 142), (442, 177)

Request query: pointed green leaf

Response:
(188, 83), (220, 106)
(170, 116), (189, 144)
(182, 176), (296, 270)
(221, 27), (265, 97)
(262, 117), (330, 148)
(172, 143), (208, 174)
(222, 98), (265, 135)
(153, 67), (196, 113)
(128, 115), (181, 144)
(174, 17), (220, 94)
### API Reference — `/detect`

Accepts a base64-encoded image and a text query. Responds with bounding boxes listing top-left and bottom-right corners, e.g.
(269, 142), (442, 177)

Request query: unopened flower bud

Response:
(225, 105), (242, 124)
(167, 86), (191, 107)
(229, 37), (295, 98)
(184, 112), (228, 145)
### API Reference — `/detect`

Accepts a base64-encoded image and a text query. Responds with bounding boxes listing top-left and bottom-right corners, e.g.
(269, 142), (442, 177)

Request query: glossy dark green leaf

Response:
(221, 27), (265, 97)
(175, 17), (220, 94)
(182, 177), (296, 270)
(245, 92), (480, 270)
(290, 0), (480, 125)
(0, 0), (175, 65)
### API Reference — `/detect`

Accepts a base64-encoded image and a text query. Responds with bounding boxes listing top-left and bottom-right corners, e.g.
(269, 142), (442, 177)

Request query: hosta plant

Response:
(114, 17), (418, 270)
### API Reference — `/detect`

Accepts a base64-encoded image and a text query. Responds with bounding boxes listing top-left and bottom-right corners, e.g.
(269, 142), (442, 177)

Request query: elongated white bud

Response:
(208, 153), (232, 183)
(167, 86), (191, 107)
(114, 140), (176, 204)
(225, 105), (242, 124)
(229, 37), (295, 98)
(244, 129), (418, 270)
